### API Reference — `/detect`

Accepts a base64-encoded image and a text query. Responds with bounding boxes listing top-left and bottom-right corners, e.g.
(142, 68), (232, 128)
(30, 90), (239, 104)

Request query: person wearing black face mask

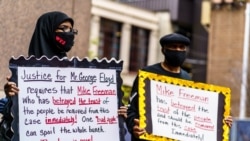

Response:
(159, 33), (190, 75)
(125, 33), (233, 141)
(28, 11), (77, 59)
(4, 11), (77, 98)
(126, 33), (191, 141)
(1, 11), (77, 141)
(54, 21), (77, 53)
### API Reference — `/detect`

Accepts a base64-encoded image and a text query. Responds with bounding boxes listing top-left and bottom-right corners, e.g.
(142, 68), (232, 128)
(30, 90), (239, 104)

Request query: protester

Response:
(125, 33), (233, 141)
(1, 11), (129, 141)
(4, 10), (77, 96)
(0, 11), (77, 140)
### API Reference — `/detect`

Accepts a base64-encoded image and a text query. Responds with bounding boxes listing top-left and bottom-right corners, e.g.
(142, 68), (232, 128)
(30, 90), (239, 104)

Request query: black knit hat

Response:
(159, 33), (190, 47)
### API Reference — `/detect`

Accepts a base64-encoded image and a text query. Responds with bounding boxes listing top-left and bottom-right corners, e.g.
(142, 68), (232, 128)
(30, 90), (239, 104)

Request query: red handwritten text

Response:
(52, 97), (76, 107)
(45, 115), (77, 125)
(156, 84), (174, 97)
(95, 116), (117, 124)
(77, 86), (91, 95)
(79, 98), (101, 105)
(195, 122), (214, 131)
(178, 89), (209, 103)
(171, 100), (195, 112)
(92, 86), (116, 95)
(194, 116), (211, 123)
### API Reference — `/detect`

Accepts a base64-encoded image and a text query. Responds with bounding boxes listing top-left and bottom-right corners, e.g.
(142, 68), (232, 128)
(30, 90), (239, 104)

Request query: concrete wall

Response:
(0, 0), (91, 96)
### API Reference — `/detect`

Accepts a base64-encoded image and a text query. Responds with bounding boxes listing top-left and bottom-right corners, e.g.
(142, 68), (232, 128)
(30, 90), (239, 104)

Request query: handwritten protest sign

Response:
(137, 70), (231, 141)
(8, 56), (125, 141)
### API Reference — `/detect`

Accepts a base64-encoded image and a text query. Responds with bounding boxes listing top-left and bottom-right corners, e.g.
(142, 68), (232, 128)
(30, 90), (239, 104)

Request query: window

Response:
(99, 18), (122, 60)
(129, 26), (149, 72)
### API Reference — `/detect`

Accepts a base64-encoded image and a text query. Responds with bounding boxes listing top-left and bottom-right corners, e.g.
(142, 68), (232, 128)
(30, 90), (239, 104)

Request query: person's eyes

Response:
(164, 45), (186, 51)
(165, 46), (176, 49)
(179, 46), (186, 49)
(57, 25), (78, 35)
(57, 26), (72, 32)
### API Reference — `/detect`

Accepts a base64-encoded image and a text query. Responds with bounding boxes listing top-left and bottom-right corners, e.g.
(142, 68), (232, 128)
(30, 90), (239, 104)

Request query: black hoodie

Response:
(28, 11), (74, 59)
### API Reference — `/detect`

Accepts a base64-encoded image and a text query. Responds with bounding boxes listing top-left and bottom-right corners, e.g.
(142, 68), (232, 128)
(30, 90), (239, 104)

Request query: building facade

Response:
(208, 0), (248, 117)
(89, 0), (174, 86)
(0, 0), (249, 117)
(91, 0), (250, 117)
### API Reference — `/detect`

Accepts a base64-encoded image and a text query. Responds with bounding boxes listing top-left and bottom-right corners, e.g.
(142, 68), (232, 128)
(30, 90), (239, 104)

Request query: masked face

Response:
(55, 32), (75, 52)
(163, 49), (186, 67)
(55, 21), (77, 52)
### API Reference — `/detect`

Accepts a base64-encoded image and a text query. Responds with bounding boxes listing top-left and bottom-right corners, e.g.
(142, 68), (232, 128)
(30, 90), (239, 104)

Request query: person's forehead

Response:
(164, 43), (187, 46)
(59, 21), (72, 27)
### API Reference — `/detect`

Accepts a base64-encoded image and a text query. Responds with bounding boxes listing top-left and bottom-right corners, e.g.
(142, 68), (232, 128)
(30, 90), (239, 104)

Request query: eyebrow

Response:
(58, 25), (72, 27)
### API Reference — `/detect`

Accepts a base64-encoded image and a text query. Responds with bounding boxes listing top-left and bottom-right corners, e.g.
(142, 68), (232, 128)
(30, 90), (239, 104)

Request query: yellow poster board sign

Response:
(138, 70), (231, 141)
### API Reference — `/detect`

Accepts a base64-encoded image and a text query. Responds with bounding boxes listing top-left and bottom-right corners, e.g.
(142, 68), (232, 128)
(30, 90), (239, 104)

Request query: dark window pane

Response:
(129, 26), (149, 72)
(99, 18), (122, 60)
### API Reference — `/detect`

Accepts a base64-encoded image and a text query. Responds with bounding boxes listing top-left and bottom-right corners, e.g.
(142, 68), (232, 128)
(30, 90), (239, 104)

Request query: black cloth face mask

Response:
(163, 49), (186, 67)
(55, 32), (75, 52)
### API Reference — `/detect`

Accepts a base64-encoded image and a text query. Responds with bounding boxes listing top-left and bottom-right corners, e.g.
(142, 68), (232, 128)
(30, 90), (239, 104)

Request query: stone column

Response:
(88, 15), (100, 59)
(119, 23), (131, 73)
(147, 30), (159, 65)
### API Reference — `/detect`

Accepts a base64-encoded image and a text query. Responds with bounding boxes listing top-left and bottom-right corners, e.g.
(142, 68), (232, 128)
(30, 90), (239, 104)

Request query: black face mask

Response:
(55, 32), (75, 52)
(163, 49), (186, 67)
